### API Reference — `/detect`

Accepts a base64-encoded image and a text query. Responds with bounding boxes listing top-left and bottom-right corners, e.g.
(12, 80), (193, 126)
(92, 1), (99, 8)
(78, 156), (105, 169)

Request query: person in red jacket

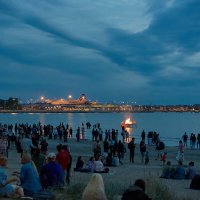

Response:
(56, 144), (70, 185)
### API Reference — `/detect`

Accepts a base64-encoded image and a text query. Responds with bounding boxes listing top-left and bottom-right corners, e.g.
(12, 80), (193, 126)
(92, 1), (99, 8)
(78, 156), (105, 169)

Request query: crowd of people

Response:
(0, 122), (200, 199)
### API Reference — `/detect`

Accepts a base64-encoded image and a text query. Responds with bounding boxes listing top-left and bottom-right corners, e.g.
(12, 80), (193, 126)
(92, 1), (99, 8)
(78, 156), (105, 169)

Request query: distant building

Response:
(44, 94), (95, 105)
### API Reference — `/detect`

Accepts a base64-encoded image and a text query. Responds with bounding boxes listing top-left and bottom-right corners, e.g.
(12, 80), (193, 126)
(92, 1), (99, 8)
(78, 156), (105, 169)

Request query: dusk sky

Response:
(1, 0), (200, 105)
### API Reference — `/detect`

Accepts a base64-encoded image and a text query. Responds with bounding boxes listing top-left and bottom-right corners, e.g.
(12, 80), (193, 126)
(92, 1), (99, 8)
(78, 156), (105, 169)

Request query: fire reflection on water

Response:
(124, 127), (133, 143)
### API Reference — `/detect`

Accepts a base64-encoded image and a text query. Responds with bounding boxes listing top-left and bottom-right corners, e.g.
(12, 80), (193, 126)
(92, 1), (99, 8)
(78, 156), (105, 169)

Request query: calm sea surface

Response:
(0, 112), (200, 146)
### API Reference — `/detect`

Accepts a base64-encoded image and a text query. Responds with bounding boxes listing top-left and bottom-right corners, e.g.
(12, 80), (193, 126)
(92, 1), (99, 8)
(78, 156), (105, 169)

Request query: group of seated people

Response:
(81, 173), (151, 200)
(160, 160), (197, 179)
(74, 155), (109, 173)
(0, 145), (70, 198)
(74, 150), (121, 174)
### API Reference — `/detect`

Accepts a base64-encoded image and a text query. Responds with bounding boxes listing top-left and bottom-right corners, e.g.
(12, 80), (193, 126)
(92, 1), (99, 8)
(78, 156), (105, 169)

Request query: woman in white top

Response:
(94, 156), (109, 173)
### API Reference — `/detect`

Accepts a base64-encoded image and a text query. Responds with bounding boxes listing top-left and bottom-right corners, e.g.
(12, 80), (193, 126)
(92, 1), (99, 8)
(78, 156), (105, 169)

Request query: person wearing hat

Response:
(40, 152), (63, 189)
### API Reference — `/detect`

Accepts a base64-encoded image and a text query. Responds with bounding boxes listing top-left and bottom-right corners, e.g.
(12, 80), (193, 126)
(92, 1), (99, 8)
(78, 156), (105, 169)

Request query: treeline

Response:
(0, 97), (22, 110)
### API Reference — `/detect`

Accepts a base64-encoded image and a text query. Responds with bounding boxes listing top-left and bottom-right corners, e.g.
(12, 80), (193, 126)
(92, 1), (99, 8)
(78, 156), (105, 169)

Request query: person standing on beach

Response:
(66, 147), (72, 184)
(197, 134), (200, 149)
(176, 140), (184, 162)
(182, 132), (188, 148)
(141, 130), (146, 142)
(140, 140), (146, 163)
(56, 145), (70, 185)
(76, 127), (80, 142)
(128, 138), (136, 163)
(21, 134), (37, 156)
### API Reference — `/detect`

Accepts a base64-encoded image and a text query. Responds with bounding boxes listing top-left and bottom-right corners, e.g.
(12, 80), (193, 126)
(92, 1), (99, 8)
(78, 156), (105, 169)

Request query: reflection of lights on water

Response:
(126, 127), (132, 134)
(125, 127), (132, 143)
(11, 113), (17, 115)
(39, 113), (45, 125)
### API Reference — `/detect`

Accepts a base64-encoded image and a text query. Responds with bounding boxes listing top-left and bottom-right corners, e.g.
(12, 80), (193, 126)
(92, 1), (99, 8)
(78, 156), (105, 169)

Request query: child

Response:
(161, 152), (167, 165)
(0, 157), (24, 198)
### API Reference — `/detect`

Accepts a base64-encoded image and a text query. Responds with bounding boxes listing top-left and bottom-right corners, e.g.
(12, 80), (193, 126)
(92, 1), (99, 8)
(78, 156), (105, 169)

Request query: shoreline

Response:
(0, 110), (199, 113)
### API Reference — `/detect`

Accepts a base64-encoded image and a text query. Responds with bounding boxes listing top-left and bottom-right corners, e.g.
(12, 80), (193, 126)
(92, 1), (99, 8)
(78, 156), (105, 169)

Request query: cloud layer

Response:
(0, 0), (200, 104)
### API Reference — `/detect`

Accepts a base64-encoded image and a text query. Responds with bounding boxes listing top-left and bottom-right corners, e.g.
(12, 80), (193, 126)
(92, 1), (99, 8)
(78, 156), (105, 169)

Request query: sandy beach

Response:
(4, 136), (200, 200)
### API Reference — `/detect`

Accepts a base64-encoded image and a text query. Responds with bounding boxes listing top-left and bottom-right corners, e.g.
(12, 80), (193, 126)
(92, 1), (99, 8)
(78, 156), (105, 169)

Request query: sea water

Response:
(0, 112), (200, 146)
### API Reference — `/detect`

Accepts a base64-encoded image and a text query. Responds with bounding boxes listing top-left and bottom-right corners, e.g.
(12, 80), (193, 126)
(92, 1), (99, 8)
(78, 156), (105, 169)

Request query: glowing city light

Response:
(40, 96), (45, 101)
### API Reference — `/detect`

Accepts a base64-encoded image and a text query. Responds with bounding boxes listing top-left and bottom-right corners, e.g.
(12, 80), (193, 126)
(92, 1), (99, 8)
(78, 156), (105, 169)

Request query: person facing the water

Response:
(128, 137), (136, 163)
(140, 140), (146, 163)
(182, 132), (188, 148)
(21, 134), (37, 155)
(176, 140), (184, 162)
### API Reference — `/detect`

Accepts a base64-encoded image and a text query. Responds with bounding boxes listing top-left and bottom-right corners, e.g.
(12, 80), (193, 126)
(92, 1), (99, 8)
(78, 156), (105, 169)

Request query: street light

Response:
(40, 96), (45, 102)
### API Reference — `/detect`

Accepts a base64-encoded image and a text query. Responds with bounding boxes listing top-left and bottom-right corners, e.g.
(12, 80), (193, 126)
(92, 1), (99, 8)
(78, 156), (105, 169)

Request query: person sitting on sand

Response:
(74, 156), (85, 171)
(160, 161), (175, 179)
(122, 179), (152, 200)
(94, 156), (109, 173)
(185, 162), (196, 179)
(78, 156), (96, 173)
(82, 173), (107, 200)
(172, 161), (185, 180)
(0, 156), (24, 198)
(40, 152), (63, 189)
(111, 151), (119, 167)
(84, 156), (95, 172)
(13, 153), (42, 196)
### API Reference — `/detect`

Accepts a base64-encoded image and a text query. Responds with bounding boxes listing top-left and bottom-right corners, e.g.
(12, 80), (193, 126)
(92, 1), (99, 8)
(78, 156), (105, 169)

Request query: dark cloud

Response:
(0, 0), (200, 104)
(149, 0), (200, 51)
